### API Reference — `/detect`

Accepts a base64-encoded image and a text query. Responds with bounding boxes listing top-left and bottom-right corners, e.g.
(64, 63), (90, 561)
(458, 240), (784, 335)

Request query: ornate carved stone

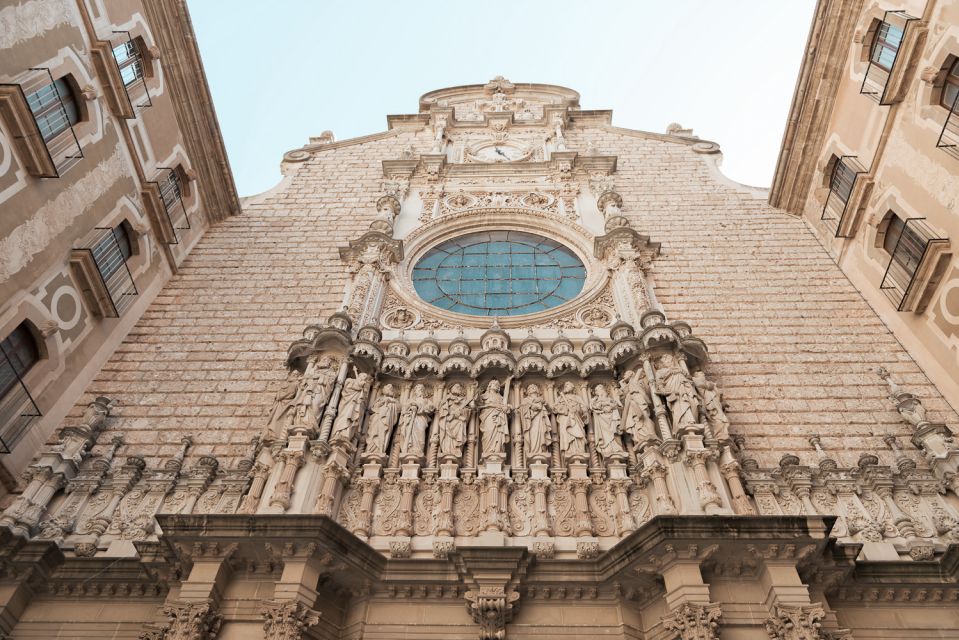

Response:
(464, 588), (521, 640)
(663, 602), (723, 640)
(764, 603), (827, 640)
(260, 600), (321, 640)
(152, 600), (222, 640)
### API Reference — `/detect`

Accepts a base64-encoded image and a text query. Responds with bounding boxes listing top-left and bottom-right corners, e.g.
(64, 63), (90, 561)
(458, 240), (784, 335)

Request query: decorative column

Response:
(608, 477), (636, 536)
(642, 458), (678, 515)
(594, 210), (659, 327)
(353, 477), (380, 539)
(260, 600), (321, 640)
(395, 477), (419, 537)
(684, 449), (723, 515)
(238, 462), (271, 514)
(719, 447), (756, 515)
(663, 601), (723, 640)
(436, 477), (458, 538)
(529, 477), (552, 538)
(74, 456), (145, 555)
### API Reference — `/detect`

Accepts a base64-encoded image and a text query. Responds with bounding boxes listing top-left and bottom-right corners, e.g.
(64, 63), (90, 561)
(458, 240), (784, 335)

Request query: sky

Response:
(189, 1), (817, 198)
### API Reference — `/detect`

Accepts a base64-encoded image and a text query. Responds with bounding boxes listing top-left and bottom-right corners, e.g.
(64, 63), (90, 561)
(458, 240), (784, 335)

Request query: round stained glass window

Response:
(411, 231), (586, 316)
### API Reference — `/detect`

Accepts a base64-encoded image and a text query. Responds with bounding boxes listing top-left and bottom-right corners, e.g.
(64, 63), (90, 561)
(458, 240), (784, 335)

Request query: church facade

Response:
(2, 3), (959, 640)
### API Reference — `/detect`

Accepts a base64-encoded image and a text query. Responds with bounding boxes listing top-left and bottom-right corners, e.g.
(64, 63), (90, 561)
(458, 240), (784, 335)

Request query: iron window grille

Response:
(1, 68), (84, 177)
(880, 217), (949, 311)
(0, 328), (42, 454)
(76, 226), (139, 317)
(821, 156), (867, 237)
(936, 69), (959, 160)
(151, 167), (190, 243)
(860, 11), (917, 105)
(110, 31), (152, 115)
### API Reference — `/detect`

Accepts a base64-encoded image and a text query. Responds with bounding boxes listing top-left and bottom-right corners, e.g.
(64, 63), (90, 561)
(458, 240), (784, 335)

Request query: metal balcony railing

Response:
(0, 343), (41, 454)
(153, 168), (190, 243)
(110, 31), (152, 115)
(936, 91), (959, 160)
(860, 12), (917, 105)
(77, 227), (139, 317)
(16, 68), (84, 177)
(821, 156), (866, 237)
(880, 218), (949, 311)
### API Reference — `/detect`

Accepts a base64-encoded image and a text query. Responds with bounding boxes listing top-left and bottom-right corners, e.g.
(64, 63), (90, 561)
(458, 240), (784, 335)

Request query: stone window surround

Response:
(916, 34), (959, 128)
(850, 6), (922, 105)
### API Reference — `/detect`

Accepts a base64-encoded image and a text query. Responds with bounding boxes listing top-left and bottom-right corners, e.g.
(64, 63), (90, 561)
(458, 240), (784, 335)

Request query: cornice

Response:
(140, 0), (241, 222)
(768, 0), (865, 214)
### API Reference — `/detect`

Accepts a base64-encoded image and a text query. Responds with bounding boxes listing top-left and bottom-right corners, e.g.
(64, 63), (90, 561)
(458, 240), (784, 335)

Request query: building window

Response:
(821, 155), (866, 237)
(937, 58), (959, 160)
(0, 322), (42, 452)
(70, 224), (139, 318)
(860, 12), (918, 104)
(0, 68), (84, 177)
(879, 214), (951, 312)
(110, 32), (152, 113)
(412, 231), (586, 316)
(869, 21), (904, 72)
(148, 167), (191, 244)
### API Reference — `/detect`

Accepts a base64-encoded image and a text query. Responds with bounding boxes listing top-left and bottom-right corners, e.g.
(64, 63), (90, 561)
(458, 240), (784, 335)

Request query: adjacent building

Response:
(0, 0), (239, 480)
(770, 0), (959, 407)
(0, 2), (958, 639)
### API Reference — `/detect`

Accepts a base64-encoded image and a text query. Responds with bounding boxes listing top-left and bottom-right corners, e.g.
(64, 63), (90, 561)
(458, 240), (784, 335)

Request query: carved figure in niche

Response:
(693, 371), (730, 442)
(655, 353), (701, 433)
(603, 200), (622, 218)
(266, 369), (300, 439)
(552, 382), (588, 460)
(329, 371), (372, 443)
(478, 379), (511, 462)
(619, 369), (658, 447)
(294, 354), (337, 433)
(398, 384), (436, 460)
(364, 384), (401, 456)
(590, 383), (626, 461)
(385, 307), (415, 330)
(437, 383), (475, 461)
(519, 384), (552, 461)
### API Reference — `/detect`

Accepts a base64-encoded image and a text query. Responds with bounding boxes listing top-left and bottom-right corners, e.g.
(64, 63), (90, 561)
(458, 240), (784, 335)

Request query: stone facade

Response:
(1, 18), (959, 640)
(770, 0), (959, 409)
(0, 0), (240, 481)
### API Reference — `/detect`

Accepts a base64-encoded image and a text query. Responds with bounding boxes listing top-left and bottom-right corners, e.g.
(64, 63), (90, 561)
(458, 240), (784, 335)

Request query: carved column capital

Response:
(154, 600), (222, 640)
(260, 600), (322, 640)
(764, 603), (827, 640)
(663, 601), (723, 640)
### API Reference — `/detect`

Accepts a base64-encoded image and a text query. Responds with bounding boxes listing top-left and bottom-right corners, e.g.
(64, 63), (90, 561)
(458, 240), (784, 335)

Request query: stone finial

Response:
(808, 435), (837, 472)
(666, 122), (695, 137)
(309, 130), (335, 145)
(883, 435), (917, 474)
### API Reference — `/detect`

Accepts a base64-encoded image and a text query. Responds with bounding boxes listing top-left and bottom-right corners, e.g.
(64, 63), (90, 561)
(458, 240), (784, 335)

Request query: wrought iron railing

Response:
(14, 68), (84, 177)
(78, 227), (139, 317)
(821, 156), (866, 237)
(880, 218), (949, 311)
(0, 343), (41, 454)
(860, 12), (917, 105)
(153, 168), (190, 243)
(936, 90), (959, 160)
(110, 31), (152, 114)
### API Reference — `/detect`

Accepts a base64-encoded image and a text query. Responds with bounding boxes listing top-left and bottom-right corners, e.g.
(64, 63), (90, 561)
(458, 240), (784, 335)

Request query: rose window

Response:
(411, 231), (586, 316)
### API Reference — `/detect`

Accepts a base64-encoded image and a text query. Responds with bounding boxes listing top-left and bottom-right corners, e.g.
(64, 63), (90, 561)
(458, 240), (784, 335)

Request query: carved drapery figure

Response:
(590, 383), (626, 460)
(478, 379), (511, 462)
(267, 369), (300, 439)
(693, 371), (730, 441)
(519, 384), (552, 461)
(364, 383), (400, 455)
(437, 383), (474, 461)
(398, 384), (436, 459)
(619, 369), (658, 446)
(656, 353), (700, 432)
(293, 354), (337, 433)
(553, 382), (588, 459)
(329, 371), (372, 443)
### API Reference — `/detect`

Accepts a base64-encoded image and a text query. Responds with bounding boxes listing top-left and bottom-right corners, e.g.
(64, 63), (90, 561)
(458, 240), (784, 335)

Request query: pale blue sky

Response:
(189, 1), (816, 197)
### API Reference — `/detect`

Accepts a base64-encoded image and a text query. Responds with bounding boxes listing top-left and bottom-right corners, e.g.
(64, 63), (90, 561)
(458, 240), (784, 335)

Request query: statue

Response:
(518, 384), (552, 461)
(478, 379), (511, 462)
(267, 369), (300, 439)
(329, 371), (372, 443)
(398, 384), (435, 460)
(589, 383), (626, 461)
(693, 371), (730, 442)
(364, 384), (400, 456)
(655, 354), (701, 433)
(619, 369), (658, 447)
(552, 382), (588, 460)
(293, 355), (337, 433)
(437, 383), (475, 461)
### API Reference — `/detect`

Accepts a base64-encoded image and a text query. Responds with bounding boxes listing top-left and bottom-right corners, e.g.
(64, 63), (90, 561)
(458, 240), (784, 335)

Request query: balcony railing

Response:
(110, 31), (152, 115)
(0, 68), (83, 177)
(860, 11), (918, 105)
(71, 227), (139, 317)
(880, 218), (951, 312)
(152, 168), (190, 243)
(821, 156), (866, 237)
(0, 343), (41, 454)
(937, 90), (959, 160)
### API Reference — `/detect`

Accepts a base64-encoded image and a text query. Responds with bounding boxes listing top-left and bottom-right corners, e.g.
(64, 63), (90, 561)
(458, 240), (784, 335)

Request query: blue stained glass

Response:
(411, 231), (586, 316)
